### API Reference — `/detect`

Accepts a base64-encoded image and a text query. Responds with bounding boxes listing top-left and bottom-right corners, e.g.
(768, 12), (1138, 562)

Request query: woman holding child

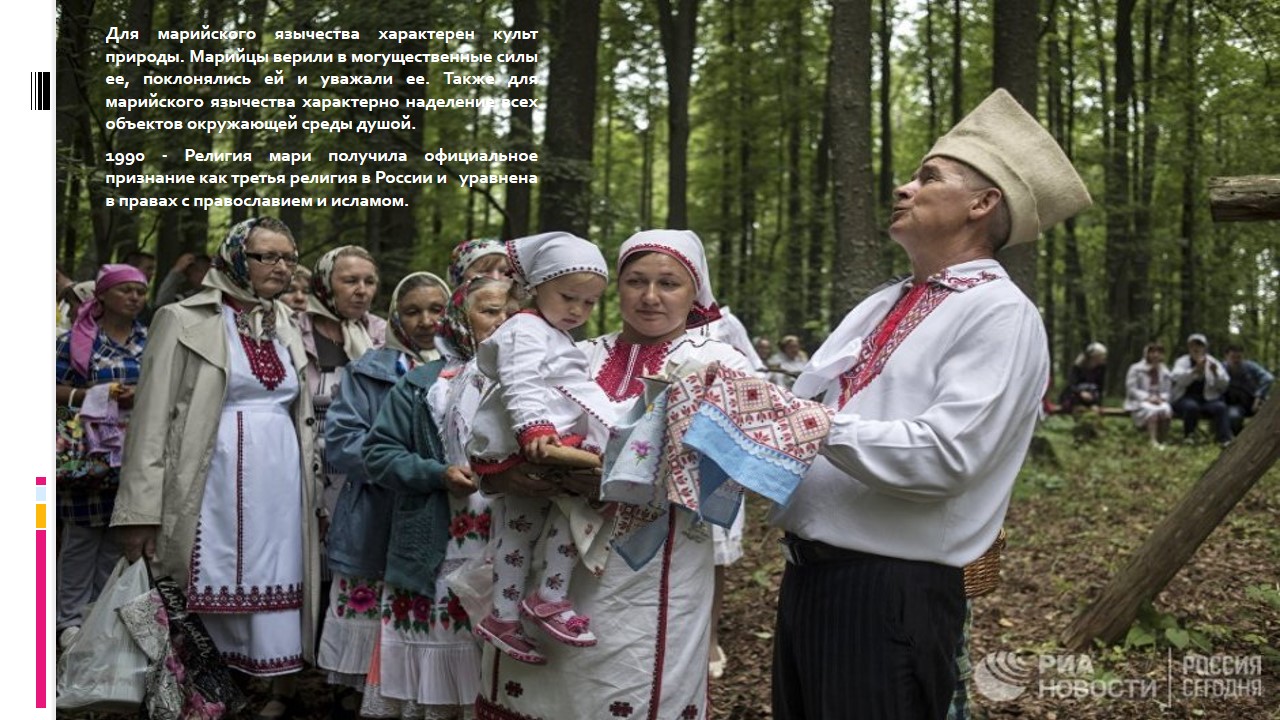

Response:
(475, 229), (752, 720)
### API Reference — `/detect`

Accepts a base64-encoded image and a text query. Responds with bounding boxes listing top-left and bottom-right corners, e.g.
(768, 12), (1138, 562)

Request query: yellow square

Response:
(36, 504), (46, 529)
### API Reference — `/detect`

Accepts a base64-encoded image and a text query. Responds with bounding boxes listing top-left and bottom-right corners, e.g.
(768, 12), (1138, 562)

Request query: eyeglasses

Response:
(245, 251), (300, 267)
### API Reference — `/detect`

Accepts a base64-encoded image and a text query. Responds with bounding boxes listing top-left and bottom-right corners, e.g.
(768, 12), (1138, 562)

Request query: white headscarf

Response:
(617, 229), (721, 329)
(506, 231), (608, 289)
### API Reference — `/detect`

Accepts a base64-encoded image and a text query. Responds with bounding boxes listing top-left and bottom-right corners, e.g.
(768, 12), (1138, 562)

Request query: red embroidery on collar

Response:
(595, 339), (672, 402)
(838, 283), (950, 408)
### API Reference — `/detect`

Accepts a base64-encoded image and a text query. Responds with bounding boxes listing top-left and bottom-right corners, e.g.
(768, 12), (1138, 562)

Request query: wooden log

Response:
(1061, 393), (1280, 650)
(1208, 175), (1280, 222)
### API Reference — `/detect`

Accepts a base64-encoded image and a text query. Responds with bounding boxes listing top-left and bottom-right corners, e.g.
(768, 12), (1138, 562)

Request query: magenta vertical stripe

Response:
(36, 529), (46, 707)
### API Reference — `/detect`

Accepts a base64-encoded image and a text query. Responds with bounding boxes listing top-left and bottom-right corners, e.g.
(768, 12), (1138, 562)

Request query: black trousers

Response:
(772, 542), (965, 720)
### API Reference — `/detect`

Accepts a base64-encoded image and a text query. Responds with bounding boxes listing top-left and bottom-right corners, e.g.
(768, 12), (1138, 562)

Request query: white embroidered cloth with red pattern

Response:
(603, 361), (834, 570)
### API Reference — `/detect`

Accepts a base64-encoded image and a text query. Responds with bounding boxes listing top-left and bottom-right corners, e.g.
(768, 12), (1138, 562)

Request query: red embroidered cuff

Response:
(516, 421), (558, 447)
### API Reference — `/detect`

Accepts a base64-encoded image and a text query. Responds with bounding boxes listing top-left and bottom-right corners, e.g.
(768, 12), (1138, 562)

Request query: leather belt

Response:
(780, 534), (874, 566)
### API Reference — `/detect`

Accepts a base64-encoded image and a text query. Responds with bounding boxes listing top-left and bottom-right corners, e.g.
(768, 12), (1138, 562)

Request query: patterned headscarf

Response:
(506, 232), (608, 290)
(436, 276), (510, 363)
(305, 245), (379, 360)
(202, 218), (292, 340)
(384, 271), (450, 364)
(69, 264), (148, 378)
(448, 238), (506, 286)
(617, 229), (722, 329)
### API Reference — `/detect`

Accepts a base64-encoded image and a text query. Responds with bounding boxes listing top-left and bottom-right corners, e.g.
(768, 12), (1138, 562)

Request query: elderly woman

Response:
(296, 246), (386, 518)
(1124, 342), (1174, 446)
(112, 218), (319, 718)
(476, 229), (752, 719)
(360, 276), (510, 719)
(448, 237), (511, 286)
(54, 264), (149, 649)
(317, 272), (451, 708)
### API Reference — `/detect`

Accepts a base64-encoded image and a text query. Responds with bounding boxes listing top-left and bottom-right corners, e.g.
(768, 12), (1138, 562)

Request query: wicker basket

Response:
(963, 528), (1006, 598)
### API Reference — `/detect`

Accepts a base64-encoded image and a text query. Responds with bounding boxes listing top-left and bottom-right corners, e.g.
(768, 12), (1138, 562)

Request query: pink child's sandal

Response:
(520, 592), (597, 647)
(476, 615), (546, 664)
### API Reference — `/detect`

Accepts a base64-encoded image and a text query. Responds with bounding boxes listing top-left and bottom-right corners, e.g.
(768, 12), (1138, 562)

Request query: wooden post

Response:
(1062, 394), (1280, 650)
(1208, 175), (1280, 222)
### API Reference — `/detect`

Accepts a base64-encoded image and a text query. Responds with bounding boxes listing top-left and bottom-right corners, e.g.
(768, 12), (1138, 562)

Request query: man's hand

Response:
(173, 252), (196, 273)
(117, 525), (158, 563)
(115, 385), (136, 410)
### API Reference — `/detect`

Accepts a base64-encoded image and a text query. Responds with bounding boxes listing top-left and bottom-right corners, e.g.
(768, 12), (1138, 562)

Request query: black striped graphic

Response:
(32, 71), (49, 110)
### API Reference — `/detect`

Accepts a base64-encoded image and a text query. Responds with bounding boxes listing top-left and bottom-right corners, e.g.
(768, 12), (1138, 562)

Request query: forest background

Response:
(55, 0), (1280, 393)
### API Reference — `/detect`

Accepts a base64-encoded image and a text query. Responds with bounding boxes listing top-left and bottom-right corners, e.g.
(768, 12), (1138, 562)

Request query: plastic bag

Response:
(56, 557), (151, 712)
(444, 554), (494, 629)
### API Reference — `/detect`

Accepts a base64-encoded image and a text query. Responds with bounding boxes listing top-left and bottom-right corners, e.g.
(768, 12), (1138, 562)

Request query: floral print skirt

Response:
(361, 494), (491, 719)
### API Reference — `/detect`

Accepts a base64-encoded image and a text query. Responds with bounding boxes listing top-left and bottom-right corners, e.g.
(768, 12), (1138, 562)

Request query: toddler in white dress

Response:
(469, 232), (616, 665)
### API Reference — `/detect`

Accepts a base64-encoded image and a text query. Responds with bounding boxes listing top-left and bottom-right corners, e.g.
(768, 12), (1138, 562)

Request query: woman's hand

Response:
(115, 385), (136, 410)
(116, 525), (159, 563)
(445, 465), (479, 497)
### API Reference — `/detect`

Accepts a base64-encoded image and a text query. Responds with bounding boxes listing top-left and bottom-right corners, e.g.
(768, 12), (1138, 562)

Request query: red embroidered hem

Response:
(475, 695), (545, 720)
(188, 583), (304, 613)
(515, 421), (558, 447)
(222, 651), (304, 676)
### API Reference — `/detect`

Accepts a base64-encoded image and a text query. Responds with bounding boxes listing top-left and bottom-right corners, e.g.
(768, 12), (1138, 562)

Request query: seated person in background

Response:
(754, 335), (774, 365)
(1223, 343), (1273, 434)
(1124, 342), (1173, 446)
(1171, 333), (1233, 445)
(767, 334), (809, 390)
(154, 252), (212, 306)
(1059, 342), (1107, 413)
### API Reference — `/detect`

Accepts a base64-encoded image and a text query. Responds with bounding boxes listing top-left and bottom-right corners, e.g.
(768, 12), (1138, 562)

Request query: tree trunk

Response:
(806, 99), (832, 348)
(1178, 0), (1199, 341)
(784, 0), (807, 337)
(924, 0), (939, 141)
(538, 0), (601, 236)
(950, 0), (963, 126)
(828, 0), (877, 319)
(1062, 392), (1280, 650)
(56, 0), (97, 267)
(877, 0), (893, 212)
(657, 0), (699, 229)
(503, 0), (539, 238)
(1208, 176), (1280, 222)
(1104, 0), (1138, 390)
(992, 0), (1040, 299)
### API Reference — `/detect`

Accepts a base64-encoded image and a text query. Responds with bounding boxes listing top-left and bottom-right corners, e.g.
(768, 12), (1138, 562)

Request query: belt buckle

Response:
(780, 537), (803, 566)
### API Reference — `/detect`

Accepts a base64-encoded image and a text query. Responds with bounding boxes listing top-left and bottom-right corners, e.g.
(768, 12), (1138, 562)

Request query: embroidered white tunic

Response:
(475, 332), (750, 720)
(189, 307), (304, 676)
(770, 259), (1050, 568)
(468, 312), (617, 465)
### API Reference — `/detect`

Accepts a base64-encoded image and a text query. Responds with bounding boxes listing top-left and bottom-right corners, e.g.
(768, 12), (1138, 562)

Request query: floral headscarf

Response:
(384, 271), (450, 364)
(448, 238), (505, 286)
(305, 245), (378, 360)
(69, 263), (148, 378)
(436, 276), (509, 363)
(203, 217), (290, 340)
